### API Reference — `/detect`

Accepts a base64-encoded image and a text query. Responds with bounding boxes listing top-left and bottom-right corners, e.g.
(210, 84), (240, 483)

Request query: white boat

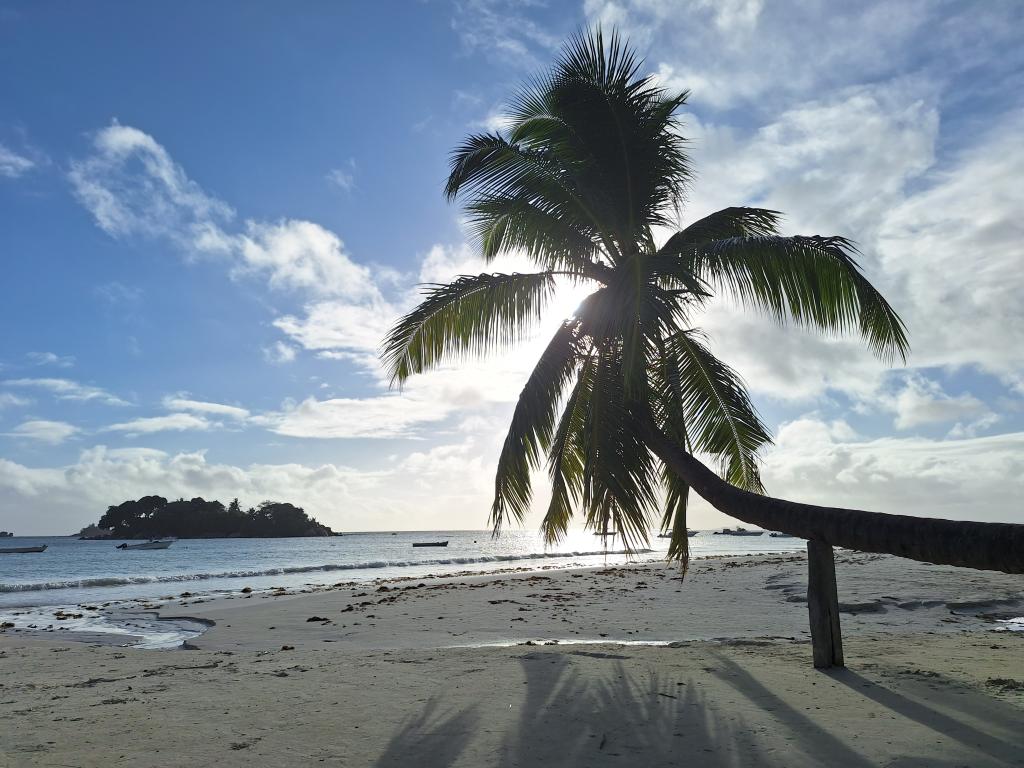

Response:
(769, 532), (797, 538)
(0, 544), (46, 554)
(657, 530), (700, 538)
(714, 527), (763, 536)
(116, 540), (174, 550)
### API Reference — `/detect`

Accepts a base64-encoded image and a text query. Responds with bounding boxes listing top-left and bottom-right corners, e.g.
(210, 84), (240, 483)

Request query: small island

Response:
(81, 495), (333, 539)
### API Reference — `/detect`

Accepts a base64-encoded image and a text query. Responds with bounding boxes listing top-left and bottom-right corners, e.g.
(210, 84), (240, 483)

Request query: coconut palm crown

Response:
(383, 29), (908, 568)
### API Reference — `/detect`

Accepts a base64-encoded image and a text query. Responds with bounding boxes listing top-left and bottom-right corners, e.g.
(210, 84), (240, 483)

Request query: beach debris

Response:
(986, 677), (1024, 692)
(241, 587), (253, 593)
(280, 645), (294, 651)
(305, 616), (330, 623)
(0, 622), (14, 629)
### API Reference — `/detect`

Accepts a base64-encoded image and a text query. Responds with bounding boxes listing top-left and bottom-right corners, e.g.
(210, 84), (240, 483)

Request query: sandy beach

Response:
(2, 551), (1022, 767)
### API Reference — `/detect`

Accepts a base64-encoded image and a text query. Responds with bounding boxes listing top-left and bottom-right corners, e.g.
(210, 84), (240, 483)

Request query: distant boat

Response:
(657, 530), (699, 538)
(411, 541), (448, 548)
(0, 544), (46, 554)
(769, 532), (797, 538)
(714, 527), (763, 536)
(116, 540), (174, 550)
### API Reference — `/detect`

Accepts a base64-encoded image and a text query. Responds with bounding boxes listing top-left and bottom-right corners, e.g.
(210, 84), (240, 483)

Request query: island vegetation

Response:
(81, 496), (333, 539)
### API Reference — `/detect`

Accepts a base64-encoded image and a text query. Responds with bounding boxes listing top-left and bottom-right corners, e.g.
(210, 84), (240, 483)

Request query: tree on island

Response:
(95, 496), (333, 539)
(384, 29), (1023, 667)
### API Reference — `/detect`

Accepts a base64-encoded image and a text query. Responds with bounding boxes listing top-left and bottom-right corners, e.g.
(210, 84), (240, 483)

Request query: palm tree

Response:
(383, 30), (1023, 665)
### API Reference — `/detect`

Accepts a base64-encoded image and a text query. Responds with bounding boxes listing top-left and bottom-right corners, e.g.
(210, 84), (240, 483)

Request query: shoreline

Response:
(3, 551), (1023, 766)
(4, 550), (1021, 651)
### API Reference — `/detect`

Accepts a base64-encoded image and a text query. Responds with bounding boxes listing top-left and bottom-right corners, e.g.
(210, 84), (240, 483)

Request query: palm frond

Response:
(541, 353), (596, 544)
(658, 234), (909, 362)
(464, 195), (602, 272)
(654, 338), (692, 571)
(382, 272), (556, 386)
(444, 132), (620, 261)
(658, 207), (782, 254)
(660, 329), (770, 492)
(577, 344), (659, 551)
(491, 321), (582, 531)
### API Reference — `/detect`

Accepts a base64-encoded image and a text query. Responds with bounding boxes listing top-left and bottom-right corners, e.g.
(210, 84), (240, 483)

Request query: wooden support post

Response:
(807, 539), (844, 669)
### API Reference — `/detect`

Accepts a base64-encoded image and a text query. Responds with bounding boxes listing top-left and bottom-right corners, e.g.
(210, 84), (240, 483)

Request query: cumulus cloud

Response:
(885, 375), (992, 431)
(3, 378), (129, 406)
(7, 420), (80, 444)
(0, 443), (492, 534)
(262, 340), (298, 365)
(761, 416), (1024, 524)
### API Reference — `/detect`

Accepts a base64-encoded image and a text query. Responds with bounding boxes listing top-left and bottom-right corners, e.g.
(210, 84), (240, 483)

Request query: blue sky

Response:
(2, 1), (1022, 534)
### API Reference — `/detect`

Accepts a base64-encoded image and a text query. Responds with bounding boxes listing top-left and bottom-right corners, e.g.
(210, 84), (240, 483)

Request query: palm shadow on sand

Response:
(373, 648), (1024, 767)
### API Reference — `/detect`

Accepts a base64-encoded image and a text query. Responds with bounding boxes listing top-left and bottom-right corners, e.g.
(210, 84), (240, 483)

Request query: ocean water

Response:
(0, 529), (808, 609)
(0, 530), (806, 647)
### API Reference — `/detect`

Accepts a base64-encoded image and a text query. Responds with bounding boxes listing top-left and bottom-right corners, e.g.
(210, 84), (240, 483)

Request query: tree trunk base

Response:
(807, 540), (844, 669)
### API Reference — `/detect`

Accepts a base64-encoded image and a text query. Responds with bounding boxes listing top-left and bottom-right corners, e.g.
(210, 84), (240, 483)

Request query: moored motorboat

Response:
(657, 530), (699, 538)
(714, 527), (763, 536)
(769, 532), (797, 538)
(411, 541), (448, 547)
(0, 544), (47, 554)
(116, 540), (174, 550)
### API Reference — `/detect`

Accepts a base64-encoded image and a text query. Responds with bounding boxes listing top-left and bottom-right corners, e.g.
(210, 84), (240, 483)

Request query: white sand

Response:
(2, 551), (1022, 767)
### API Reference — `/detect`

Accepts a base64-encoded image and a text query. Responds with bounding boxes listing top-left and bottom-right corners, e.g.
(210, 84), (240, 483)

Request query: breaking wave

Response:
(0, 548), (653, 594)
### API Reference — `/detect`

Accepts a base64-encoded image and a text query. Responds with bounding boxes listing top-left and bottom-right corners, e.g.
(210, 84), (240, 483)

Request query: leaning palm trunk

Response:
(639, 407), (1024, 574)
(385, 30), (1019, 668)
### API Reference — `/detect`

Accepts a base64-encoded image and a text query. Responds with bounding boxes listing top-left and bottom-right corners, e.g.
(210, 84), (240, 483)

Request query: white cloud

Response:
(0, 393), (31, 409)
(26, 351), (75, 368)
(8, 420), (79, 445)
(262, 340), (298, 365)
(0, 444), (485, 535)
(451, 0), (561, 69)
(268, 395), (454, 440)
(326, 160), (356, 192)
(586, 0), (1015, 111)
(0, 143), (35, 178)
(273, 300), (394, 359)
(102, 413), (212, 435)
(761, 417), (1024, 524)
(877, 113), (1024, 386)
(162, 396), (250, 421)
(68, 122), (233, 242)
(236, 219), (379, 298)
(95, 281), (143, 304)
(3, 378), (129, 406)
(946, 413), (1001, 440)
(886, 375), (992, 431)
